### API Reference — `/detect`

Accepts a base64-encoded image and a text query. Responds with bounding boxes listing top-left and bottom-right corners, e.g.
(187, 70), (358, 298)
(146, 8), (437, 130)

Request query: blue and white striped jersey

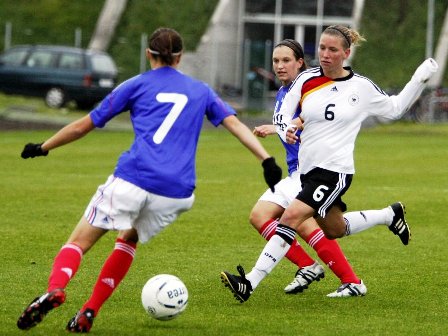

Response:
(273, 83), (301, 176)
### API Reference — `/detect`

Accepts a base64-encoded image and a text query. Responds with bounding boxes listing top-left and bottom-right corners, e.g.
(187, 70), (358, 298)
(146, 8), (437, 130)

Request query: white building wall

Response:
(178, 0), (241, 91)
(179, 0), (367, 97)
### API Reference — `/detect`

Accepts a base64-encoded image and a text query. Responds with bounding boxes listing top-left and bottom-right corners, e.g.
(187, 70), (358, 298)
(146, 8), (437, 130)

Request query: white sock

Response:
(246, 235), (291, 290)
(344, 207), (394, 236)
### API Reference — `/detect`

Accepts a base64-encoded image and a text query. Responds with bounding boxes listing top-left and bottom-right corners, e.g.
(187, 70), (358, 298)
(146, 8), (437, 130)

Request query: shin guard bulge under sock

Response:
(82, 238), (136, 315)
(48, 243), (83, 292)
(307, 229), (360, 284)
(259, 219), (315, 268)
(344, 209), (391, 236)
(247, 224), (296, 289)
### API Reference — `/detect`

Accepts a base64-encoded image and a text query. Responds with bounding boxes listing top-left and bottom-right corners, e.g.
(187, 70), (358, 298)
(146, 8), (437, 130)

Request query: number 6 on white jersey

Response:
(153, 93), (188, 144)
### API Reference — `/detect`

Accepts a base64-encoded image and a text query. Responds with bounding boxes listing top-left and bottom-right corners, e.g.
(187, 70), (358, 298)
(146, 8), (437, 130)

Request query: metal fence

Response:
(398, 88), (448, 123)
(3, 22), (83, 51)
(427, 90), (448, 122)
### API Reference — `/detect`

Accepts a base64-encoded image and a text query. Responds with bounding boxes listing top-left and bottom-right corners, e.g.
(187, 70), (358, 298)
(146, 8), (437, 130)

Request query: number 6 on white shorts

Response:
(313, 185), (329, 202)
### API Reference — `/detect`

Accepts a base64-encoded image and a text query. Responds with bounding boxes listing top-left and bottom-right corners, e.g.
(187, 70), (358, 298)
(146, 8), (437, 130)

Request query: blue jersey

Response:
(90, 66), (235, 198)
(273, 84), (300, 175)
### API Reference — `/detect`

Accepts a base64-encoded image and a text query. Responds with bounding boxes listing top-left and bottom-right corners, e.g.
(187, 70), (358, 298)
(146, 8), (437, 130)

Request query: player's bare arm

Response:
(222, 115), (271, 161)
(253, 124), (276, 138)
(285, 117), (303, 144)
(21, 114), (95, 159)
(42, 114), (95, 152)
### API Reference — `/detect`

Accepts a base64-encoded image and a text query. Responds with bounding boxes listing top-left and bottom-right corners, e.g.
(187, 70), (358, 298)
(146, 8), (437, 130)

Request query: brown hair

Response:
(148, 28), (183, 65)
(275, 39), (307, 72)
(323, 25), (366, 49)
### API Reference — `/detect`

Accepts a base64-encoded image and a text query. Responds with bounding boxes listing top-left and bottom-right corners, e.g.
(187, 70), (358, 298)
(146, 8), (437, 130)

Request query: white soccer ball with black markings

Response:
(141, 274), (188, 321)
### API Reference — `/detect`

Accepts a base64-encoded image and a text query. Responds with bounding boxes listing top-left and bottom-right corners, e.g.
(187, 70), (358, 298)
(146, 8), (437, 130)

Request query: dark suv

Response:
(0, 45), (118, 109)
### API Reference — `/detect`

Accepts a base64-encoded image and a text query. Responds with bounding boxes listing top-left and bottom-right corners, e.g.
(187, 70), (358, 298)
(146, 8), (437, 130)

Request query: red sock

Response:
(259, 219), (315, 268)
(306, 229), (360, 284)
(48, 243), (83, 292)
(82, 238), (136, 315)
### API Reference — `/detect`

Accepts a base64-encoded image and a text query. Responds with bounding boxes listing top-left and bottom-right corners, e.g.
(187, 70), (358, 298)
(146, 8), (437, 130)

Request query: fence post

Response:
(426, 0), (434, 59)
(263, 40), (272, 111)
(140, 33), (147, 73)
(242, 39), (251, 109)
(75, 28), (82, 48)
(4, 21), (12, 50)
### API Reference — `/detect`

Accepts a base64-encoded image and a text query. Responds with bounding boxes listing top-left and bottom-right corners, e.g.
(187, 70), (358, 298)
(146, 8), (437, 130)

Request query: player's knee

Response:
(249, 210), (263, 230)
(323, 224), (345, 239)
(322, 211), (346, 239)
(324, 230), (343, 239)
(296, 219), (319, 238)
(118, 229), (139, 243)
(282, 207), (308, 229)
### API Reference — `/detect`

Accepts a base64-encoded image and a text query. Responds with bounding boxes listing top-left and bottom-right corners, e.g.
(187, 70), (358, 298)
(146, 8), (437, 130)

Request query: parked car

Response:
(0, 45), (118, 109)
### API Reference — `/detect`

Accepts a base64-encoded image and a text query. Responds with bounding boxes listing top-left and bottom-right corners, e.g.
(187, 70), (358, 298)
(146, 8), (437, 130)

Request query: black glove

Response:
(21, 143), (49, 159)
(262, 157), (282, 192)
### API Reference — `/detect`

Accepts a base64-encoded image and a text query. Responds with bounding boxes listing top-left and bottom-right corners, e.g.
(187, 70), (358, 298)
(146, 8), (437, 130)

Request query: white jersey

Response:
(275, 66), (426, 174)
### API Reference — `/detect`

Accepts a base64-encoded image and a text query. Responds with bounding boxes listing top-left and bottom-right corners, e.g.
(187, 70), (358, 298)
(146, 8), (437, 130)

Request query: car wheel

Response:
(45, 87), (66, 108)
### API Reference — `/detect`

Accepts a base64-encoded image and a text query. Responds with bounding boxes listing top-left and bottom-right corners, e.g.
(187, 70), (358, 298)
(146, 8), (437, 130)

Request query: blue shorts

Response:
(296, 167), (352, 218)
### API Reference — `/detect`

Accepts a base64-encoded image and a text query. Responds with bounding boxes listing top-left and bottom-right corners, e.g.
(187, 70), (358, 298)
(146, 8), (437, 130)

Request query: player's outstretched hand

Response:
(413, 58), (438, 83)
(21, 143), (49, 159)
(262, 157), (282, 192)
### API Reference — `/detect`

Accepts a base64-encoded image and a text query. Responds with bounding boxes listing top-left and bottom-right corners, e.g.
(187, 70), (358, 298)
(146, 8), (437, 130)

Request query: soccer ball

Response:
(141, 274), (188, 321)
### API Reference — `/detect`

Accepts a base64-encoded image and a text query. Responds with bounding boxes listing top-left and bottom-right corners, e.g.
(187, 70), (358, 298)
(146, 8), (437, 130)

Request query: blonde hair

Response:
(323, 25), (366, 49)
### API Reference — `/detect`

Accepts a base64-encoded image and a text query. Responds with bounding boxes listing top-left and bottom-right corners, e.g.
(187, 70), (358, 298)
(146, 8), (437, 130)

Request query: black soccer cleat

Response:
(17, 288), (66, 330)
(220, 265), (253, 303)
(66, 308), (95, 333)
(388, 202), (411, 245)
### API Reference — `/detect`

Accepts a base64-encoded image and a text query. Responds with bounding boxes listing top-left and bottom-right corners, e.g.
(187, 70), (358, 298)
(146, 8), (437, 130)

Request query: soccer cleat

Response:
(388, 202), (411, 245)
(66, 308), (95, 333)
(327, 280), (367, 298)
(284, 261), (325, 294)
(220, 265), (253, 303)
(17, 288), (66, 330)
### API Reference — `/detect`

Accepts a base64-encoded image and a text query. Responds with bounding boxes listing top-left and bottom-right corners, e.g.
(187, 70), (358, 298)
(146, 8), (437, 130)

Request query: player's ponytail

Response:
(324, 25), (366, 49)
(148, 28), (183, 65)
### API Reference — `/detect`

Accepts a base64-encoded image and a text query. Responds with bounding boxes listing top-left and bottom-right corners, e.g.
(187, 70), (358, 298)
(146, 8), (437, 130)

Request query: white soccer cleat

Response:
(284, 261), (325, 294)
(327, 280), (367, 298)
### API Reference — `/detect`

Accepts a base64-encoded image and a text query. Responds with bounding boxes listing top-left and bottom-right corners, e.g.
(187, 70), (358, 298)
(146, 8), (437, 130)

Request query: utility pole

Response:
(426, 0), (434, 59)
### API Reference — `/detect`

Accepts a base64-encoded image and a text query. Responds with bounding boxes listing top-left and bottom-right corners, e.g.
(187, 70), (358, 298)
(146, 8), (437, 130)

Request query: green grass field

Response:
(1, 122), (447, 335)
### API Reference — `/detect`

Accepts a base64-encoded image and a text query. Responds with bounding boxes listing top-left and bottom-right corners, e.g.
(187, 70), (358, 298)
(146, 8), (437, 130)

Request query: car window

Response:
(59, 53), (84, 69)
(91, 54), (116, 73)
(1, 49), (28, 65)
(26, 50), (55, 68)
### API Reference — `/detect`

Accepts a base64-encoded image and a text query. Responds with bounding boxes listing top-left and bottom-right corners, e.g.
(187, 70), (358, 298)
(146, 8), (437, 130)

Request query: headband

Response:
(276, 39), (304, 59)
(148, 48), (182, 56)
(327, 26), (351, 47)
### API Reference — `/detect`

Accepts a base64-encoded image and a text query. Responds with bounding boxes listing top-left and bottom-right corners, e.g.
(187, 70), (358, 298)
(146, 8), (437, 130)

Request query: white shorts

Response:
(84, 175), (195, 243)
(259, 171), (301, 209)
